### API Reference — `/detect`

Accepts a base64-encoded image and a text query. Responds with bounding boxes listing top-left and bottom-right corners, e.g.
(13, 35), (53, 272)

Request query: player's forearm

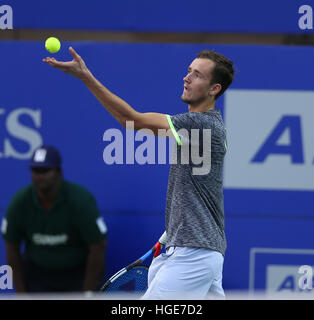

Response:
(82, 72), (140, 127)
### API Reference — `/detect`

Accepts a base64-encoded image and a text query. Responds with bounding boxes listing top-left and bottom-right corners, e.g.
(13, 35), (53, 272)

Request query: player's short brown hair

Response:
(197, 50), (234, 100)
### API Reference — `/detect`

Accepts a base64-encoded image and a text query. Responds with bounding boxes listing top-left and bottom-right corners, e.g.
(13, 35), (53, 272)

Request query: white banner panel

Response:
(224, 90), (314, 190)
(266, 265), (314, 294)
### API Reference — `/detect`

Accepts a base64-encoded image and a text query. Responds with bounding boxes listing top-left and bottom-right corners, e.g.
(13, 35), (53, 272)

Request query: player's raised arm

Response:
(43, 47), (171, 136)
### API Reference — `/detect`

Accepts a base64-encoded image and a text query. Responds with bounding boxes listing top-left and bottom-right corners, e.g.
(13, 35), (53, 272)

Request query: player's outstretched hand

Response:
(42, 47), (91, 81)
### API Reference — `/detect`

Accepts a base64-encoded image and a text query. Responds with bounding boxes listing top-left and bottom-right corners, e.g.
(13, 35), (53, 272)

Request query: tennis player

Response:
(43, 48), (234, 299)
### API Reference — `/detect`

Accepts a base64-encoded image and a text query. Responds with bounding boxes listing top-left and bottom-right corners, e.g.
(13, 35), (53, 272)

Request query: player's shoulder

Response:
(171, 110), (223, 129)
(200, 110), (225, 130)
(171, 111), (201, 127)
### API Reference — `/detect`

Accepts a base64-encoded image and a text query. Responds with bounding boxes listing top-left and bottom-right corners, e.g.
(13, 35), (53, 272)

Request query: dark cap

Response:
(30, 145), (62, 168)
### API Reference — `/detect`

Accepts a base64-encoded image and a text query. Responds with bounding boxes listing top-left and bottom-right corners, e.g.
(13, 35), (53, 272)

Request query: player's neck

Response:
(188, 100), (215, 113)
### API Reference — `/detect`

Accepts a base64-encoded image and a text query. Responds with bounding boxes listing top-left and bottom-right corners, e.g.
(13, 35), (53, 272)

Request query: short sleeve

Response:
(168, 112), (200, 131)
(72, 192), (107, 245)
(167, 112), (206, 146)
(1, 194), (24, 244)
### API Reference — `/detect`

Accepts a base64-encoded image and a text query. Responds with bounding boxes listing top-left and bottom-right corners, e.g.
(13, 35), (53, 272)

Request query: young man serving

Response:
(43, 48), (234, 299)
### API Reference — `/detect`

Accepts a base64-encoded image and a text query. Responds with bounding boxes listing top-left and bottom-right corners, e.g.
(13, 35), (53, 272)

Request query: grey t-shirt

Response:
(165, 110), (227, 256)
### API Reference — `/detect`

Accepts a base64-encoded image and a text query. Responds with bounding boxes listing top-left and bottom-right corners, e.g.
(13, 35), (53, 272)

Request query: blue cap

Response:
(30, 145), (62, 168)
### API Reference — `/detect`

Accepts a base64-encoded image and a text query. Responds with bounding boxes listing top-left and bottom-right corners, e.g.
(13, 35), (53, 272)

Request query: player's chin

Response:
(181, 94), (193, 104)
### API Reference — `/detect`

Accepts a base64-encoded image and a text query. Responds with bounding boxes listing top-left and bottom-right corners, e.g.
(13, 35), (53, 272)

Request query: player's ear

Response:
(209, 83), (222, 97)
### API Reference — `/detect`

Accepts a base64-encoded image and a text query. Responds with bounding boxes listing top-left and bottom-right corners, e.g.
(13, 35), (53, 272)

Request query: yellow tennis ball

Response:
(45, 37), (61, 53)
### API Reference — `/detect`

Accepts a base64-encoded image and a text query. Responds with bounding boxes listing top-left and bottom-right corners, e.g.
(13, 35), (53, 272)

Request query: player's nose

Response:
(183, 73), (191, 83)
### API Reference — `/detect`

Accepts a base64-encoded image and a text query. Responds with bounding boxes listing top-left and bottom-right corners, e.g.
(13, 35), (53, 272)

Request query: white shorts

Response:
(141, 246), (224, 300)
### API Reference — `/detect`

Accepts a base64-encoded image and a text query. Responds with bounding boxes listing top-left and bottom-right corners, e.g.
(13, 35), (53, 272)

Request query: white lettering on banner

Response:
(298, 5), (313, 30)
(0, 265), (13, 290)
(0, 108), (43, 160)
(224, 90), (314, 190)
(266, 265), (314, 294)
(298, 265), (313, 290)
(0, 5), (13, 29)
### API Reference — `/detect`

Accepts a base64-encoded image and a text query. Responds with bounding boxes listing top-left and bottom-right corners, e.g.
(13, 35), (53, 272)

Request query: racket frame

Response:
(100, 242), (161, 292)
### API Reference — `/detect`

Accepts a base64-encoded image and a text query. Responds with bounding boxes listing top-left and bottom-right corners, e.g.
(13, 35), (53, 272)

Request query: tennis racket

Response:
(100, 240), (163, 292)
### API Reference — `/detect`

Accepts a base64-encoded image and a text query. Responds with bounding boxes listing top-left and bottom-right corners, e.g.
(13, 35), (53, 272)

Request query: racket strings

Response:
(104, 266), (149, 292)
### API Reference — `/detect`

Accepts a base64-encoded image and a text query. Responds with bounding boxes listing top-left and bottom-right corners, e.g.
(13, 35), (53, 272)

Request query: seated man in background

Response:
(1, 145), (107, 293)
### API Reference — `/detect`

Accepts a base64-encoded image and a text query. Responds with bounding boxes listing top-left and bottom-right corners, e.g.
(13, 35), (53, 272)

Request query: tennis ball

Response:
(45, 37), (61, 53)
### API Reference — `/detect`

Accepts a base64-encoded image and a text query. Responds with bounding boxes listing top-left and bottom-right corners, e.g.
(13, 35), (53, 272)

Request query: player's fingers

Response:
(69, 46), (82, 61)
(42, 57), (57, 64)
(44, 58), (72, 69)
(42, 58), (55, 66)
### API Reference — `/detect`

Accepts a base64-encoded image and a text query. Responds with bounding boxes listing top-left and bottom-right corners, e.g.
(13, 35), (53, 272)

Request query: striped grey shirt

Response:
(165, 110), (227, 256)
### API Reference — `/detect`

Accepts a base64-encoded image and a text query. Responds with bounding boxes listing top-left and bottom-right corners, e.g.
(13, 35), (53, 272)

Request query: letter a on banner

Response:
(251, 115), (304, 164)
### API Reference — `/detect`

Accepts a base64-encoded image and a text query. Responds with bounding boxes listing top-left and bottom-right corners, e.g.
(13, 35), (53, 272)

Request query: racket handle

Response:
(153, 231), (167, 257)
(158, 231), (167, 245)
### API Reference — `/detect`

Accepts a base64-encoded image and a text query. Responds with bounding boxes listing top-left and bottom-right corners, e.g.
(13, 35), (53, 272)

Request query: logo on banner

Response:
(298, 5), (313, 30)
(298, 265), (313, 290)
(267, 265), (314, 293)
(0, 108), (43, 159)
(0, 5), (13, 29)
(249, 248), (314, 296)
(0, 265), (13, 290)
(224, 90), (314, 190)
(250, 115), (304, 164)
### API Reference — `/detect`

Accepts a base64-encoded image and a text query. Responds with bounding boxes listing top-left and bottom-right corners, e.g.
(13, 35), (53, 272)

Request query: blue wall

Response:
(1, 41), (314, 294)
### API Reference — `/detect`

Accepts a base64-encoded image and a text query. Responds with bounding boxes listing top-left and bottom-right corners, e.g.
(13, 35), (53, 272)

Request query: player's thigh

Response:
(147, 251), (170, 286)
(144, 247), (223, 299)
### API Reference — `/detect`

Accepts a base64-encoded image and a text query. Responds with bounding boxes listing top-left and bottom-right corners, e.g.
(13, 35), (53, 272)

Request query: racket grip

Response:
(158, 231), (167, 245)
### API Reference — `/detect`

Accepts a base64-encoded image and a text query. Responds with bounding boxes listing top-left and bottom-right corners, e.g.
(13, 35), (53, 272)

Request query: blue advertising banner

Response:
(0, 41), (314, 294)
(1, 0), (314, 34)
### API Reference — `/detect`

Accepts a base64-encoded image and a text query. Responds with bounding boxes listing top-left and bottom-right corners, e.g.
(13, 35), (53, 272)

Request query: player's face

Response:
(31, 167), (61, 192)
(181, 58), (215, 105)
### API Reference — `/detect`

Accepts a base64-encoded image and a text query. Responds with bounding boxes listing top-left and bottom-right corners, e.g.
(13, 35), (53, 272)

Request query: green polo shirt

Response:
(1, 180), (107, 270)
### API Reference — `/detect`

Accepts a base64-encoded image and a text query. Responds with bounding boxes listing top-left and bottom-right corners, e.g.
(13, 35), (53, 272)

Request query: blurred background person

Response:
(1, 145), (107, 293)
